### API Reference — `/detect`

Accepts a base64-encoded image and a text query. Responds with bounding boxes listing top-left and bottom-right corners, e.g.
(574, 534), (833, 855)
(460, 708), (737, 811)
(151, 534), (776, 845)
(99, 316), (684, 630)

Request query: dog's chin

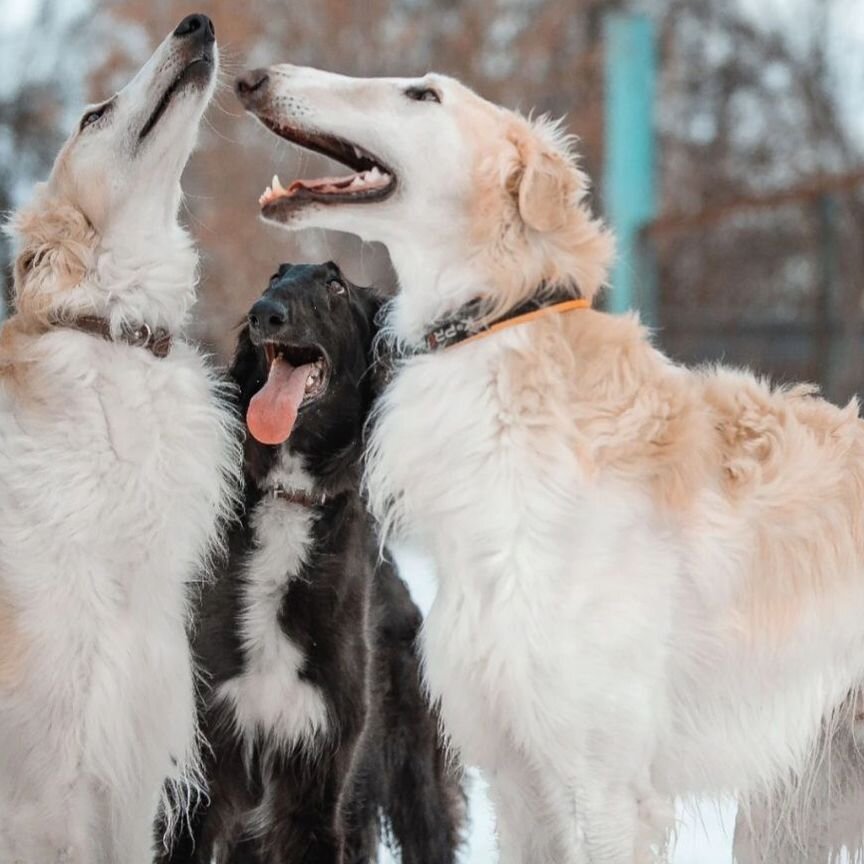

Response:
(260, 196), (325, 229)
(259, 197), (397, 241)
(260, 183), (396, 224)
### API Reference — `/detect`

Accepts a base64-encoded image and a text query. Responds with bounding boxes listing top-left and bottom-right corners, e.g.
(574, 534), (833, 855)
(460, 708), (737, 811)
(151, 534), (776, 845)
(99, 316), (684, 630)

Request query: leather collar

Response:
(421, 284), (588, 353)
(50, 315), (173, 359)
(270, 485), (328, 508)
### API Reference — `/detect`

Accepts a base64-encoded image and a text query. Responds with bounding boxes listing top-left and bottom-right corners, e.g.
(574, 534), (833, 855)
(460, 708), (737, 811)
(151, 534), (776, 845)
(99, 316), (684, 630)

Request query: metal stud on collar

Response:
(48, 315), (174, 359)
(129, 322), (152, 347)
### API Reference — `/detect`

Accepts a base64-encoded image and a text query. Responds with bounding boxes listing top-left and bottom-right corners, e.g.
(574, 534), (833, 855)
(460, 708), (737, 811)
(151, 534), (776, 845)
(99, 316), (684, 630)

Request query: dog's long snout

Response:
(249, 296), (287, 337)
(235, 69), (270, 106)
(173, 13), (215, 42)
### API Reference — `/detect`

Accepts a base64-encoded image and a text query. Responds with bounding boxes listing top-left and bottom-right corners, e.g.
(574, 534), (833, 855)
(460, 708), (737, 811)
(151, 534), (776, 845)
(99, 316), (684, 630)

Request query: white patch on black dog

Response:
(217, 460), (329, 759)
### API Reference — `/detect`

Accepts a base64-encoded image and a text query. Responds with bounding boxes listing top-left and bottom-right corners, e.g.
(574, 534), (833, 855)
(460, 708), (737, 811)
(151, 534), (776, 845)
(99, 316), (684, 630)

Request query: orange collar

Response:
(422, 292), (590, 353)
(456, 297), (590, 349)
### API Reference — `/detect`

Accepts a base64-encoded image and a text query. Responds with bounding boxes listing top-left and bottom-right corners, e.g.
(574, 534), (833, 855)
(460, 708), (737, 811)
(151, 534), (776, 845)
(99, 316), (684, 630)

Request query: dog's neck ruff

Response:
(49, 315), (173, 359)
(270, 484), (329, 508)
(420, 286), (590, 354)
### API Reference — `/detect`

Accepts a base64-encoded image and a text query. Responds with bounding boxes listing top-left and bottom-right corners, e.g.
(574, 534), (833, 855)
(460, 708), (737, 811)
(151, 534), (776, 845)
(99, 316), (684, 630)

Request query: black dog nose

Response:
(173, 14), (215, 41)
(235, 69), (269, 100)
(249, 297), (287, 334)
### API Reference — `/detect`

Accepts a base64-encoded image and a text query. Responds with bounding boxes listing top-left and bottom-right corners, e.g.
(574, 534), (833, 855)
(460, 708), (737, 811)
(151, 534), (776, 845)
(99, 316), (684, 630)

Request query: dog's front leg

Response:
(485, 748), (584, 864)
(567, 763), (669, 864)
(572, 780), (642, 864)
(270, 749), (367, 864)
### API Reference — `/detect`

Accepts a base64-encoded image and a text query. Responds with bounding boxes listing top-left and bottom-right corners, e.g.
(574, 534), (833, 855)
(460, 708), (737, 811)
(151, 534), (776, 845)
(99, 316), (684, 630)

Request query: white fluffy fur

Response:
(369, 344), (675, 864)
(0, 25), (239, 864)
(246, 66), (864, 863)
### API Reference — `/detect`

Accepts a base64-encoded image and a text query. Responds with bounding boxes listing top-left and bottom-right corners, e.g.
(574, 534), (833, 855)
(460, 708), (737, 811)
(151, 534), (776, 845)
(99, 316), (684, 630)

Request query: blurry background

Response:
(2, 0), (864, 399)
(1, 0), (862, 860)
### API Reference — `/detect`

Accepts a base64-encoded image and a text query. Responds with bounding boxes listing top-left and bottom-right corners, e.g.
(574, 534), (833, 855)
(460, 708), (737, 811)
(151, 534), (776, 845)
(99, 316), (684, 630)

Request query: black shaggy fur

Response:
(162, 263), (463, 864)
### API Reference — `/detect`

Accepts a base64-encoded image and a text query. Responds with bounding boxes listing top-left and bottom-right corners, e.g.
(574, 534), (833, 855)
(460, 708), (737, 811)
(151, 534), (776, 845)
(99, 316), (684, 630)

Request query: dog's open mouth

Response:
(139, 54), (214, 141)
(246, 343), (330, 445)
(257, 123), (396, 217)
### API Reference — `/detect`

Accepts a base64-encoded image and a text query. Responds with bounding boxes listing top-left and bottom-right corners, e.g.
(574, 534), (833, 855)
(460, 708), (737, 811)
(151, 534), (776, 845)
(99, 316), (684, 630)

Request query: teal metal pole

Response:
(603, 12), (658, 321)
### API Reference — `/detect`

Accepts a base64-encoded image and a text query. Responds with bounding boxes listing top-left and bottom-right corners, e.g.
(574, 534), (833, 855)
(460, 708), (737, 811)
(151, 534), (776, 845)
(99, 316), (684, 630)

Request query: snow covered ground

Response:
(392, 548), (739, 864)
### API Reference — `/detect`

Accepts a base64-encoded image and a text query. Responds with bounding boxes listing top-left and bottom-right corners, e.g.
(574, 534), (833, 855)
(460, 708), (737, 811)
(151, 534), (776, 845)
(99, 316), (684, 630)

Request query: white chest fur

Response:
(217, 468), (330, 758)
(0, 329), (239, 859)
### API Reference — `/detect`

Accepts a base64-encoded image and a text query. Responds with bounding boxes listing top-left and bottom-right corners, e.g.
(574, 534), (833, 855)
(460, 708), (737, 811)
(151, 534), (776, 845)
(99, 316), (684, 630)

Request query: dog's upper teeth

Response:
(272, 174), (284, 193)
(354, 146), (363, 160)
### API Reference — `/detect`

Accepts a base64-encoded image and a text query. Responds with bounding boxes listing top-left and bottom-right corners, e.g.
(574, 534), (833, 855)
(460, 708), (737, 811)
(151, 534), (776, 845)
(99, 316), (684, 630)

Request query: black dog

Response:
(162, 262), (463, 863)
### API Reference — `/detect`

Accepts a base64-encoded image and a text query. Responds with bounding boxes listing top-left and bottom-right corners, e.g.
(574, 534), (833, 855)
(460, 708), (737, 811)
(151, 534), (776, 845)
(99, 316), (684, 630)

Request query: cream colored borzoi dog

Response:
(237, 66), (864, 863)
(0, 16), (238, 863)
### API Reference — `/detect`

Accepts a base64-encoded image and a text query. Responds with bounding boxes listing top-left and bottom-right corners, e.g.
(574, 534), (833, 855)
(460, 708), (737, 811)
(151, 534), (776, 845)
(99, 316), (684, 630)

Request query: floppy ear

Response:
(516, 149), (573, 233)
(13, 248), (37, 282)
(7, 195), (96, 318)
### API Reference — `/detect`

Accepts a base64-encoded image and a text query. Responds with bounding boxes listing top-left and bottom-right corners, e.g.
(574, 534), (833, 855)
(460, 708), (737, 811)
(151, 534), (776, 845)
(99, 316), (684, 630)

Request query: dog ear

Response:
(8, 195), (96, 317)
(515, 147), (573, 234)
(14, 249), (36, 280)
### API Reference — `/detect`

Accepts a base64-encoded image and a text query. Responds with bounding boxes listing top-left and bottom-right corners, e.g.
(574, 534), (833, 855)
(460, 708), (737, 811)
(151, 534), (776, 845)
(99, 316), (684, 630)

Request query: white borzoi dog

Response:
(236, 66), (864, 863)
(0, 15), (239, 863)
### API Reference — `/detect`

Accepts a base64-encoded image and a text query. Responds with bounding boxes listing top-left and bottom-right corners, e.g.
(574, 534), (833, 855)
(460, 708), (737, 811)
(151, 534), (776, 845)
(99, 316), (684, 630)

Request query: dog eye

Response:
(79, 104), (109, 131)
(328, 279), (347, 296)
(404, 86), (441, 104)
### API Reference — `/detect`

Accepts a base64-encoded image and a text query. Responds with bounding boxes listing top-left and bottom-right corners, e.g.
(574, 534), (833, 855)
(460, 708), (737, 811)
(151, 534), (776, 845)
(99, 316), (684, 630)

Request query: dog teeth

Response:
(305, 363), (324, 393)
(259, 176), (288, 206)
(351, 166), (389, 190)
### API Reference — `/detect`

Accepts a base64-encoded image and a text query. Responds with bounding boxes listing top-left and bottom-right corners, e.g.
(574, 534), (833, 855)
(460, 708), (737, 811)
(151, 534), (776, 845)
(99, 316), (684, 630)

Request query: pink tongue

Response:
(247, 357), (316, 445)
